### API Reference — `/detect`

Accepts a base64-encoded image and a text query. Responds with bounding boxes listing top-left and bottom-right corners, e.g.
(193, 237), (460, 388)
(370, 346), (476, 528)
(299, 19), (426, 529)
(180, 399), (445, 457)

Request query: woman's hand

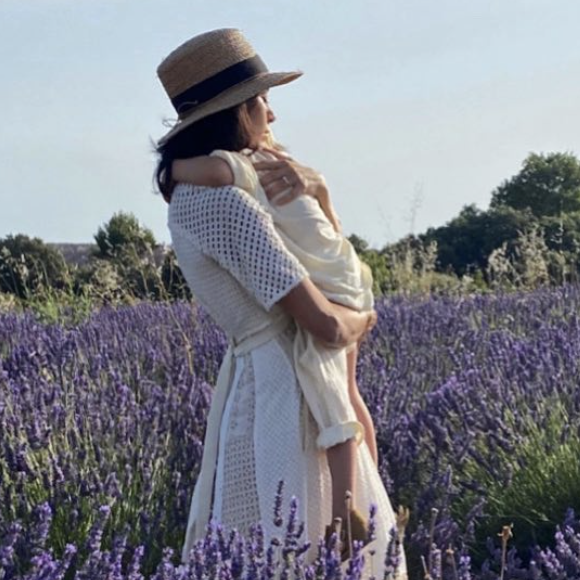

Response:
(278, 279), (377, 349)
(253, 147), (329, 206)
(358, 310), (377, 347)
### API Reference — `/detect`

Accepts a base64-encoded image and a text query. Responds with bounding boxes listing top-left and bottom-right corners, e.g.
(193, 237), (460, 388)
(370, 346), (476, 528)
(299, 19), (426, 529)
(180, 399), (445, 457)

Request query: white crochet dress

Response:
(168, 184), (407, 579)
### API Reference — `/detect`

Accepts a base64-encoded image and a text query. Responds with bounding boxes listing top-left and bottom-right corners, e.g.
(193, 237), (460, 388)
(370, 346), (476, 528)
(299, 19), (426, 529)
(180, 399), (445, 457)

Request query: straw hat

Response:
(157, 28), (302, 145)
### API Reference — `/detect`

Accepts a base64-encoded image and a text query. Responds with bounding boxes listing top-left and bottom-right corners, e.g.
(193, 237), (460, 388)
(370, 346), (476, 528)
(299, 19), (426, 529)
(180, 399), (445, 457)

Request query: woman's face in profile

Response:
(248, 92), (276, 148)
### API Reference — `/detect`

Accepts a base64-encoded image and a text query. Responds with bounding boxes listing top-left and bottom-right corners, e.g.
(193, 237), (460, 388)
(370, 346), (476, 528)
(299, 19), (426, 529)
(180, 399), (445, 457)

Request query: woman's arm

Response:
(172, 151), (343, 234)
(277, 277), (376, 348)
(172, 156), (234, 187)
(175, 185), (367, 346)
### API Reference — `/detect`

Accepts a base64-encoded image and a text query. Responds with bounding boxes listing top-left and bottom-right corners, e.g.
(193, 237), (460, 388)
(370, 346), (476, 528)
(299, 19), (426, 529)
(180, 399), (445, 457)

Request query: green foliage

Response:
(0, 222), (192, 312)
(0, 234), (69, 299)
(90, 213), (188, 303)
(380, 235), (469, 295)
(75, 246), (177, 304)
(416, 152), (580, 286)
(111, 245), (166, 301)
(94, 212), (157, 259)
(348, 233), (370, 254)
(455, 402), (580, 564)
(421, 204), (536, 277)
(348, 234), (390, 295)
(540, 210), (580, 255)
(4, 151), (580, 309)
(73, 258), (130, 305)
(490, 152), (580, 217)
(350, 234), (474, 297)
(161, 249), (192, 301)
(0, 291), (18, 313)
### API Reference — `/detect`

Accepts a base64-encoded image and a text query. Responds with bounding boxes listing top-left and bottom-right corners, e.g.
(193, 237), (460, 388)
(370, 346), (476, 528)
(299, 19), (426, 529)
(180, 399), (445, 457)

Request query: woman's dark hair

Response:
(155, 98), (257, 202)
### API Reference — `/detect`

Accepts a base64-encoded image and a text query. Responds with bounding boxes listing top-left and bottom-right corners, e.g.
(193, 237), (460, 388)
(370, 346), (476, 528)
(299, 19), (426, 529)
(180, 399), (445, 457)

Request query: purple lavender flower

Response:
(273, 480), (284, 528)
(4, 289), (580, 577)
(28, 502), (52, 556)
(367, 503), (378, 544)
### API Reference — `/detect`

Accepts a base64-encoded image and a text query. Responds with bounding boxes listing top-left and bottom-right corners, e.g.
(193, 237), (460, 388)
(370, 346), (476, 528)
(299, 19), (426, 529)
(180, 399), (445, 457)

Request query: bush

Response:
(94, 212), (157, 259)
(0, 234), (69, 299)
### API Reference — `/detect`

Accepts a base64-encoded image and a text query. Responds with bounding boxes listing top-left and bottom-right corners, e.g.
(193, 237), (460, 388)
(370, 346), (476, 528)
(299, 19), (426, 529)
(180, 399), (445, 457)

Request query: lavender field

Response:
(2, 285), (580, 579)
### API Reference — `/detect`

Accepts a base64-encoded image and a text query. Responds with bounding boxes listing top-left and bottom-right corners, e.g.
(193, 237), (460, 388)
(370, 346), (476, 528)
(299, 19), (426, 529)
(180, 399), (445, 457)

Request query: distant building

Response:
(49, 243), (95, 266)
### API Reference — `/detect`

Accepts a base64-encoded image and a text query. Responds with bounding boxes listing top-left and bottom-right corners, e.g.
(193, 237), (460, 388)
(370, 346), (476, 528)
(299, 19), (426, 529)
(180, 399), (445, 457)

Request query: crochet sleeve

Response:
(171, 185), (308, 310)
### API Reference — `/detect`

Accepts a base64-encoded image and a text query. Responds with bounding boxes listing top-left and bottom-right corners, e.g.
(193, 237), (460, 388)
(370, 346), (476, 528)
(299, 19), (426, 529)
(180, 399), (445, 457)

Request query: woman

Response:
(155, 28), (407, 578)
(170, 125), (385, 552)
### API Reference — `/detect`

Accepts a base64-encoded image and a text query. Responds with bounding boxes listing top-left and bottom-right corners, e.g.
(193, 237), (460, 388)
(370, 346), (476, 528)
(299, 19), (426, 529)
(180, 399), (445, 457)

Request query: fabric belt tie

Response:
(181, 315), (291, 563)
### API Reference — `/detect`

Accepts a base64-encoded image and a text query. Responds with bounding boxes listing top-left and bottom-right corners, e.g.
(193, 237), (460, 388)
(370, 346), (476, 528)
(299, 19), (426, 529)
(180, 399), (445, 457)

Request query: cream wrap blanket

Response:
(211, 148), (374, 450)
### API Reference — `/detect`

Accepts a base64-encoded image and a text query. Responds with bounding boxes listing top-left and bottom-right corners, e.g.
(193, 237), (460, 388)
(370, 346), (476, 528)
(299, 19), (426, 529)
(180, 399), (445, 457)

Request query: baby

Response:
(172, 131), (377, 550)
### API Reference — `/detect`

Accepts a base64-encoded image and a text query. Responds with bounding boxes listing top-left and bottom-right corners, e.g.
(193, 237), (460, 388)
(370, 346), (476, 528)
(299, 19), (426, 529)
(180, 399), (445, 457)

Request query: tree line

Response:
(0, 213), (190, 306)
(353, 151), (580, 293)
(1, 151), (580, 307)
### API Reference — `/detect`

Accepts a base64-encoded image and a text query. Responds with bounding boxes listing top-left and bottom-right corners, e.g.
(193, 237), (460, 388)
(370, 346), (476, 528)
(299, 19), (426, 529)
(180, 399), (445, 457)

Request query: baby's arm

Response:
(317, 188), (342, 234)
(172, 156), (234, 187)
(346, 346), (378, 465)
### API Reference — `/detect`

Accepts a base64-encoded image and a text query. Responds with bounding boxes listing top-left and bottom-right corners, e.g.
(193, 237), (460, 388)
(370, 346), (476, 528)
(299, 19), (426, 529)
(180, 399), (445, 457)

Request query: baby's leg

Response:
(327, 438), (357, 521)
(326, 349), (374, 553)
(346, 346), (379, 466)
(326, 348), (368, 521)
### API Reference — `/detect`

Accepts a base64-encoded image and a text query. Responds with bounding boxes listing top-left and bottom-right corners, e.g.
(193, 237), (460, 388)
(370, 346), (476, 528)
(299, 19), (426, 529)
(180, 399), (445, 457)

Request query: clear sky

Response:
(1, 0), (579, 249)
